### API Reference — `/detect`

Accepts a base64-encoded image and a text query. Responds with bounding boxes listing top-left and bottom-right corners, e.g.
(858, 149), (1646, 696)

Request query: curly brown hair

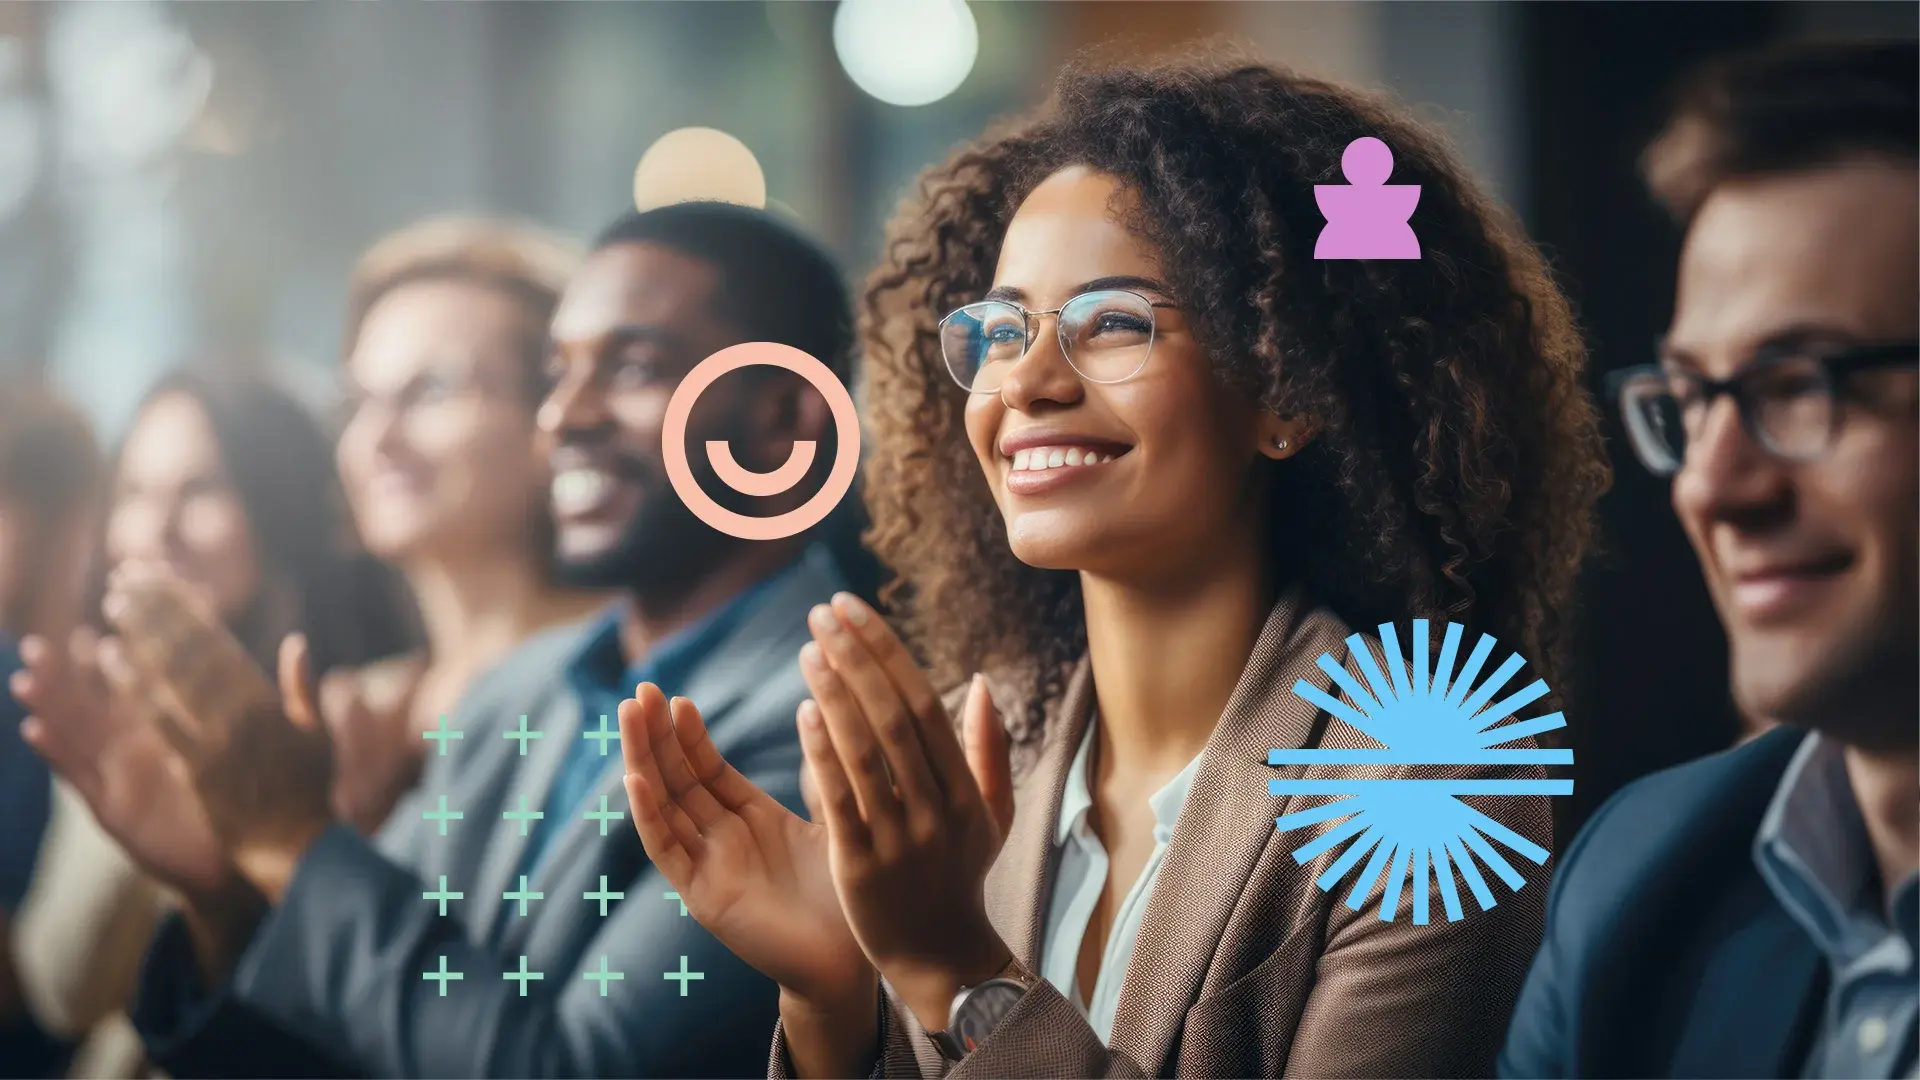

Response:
(861, 54), (1610, 748)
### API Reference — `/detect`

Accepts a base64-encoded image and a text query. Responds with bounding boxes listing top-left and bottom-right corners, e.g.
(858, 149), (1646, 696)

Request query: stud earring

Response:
(1273, 437), (1289, 451)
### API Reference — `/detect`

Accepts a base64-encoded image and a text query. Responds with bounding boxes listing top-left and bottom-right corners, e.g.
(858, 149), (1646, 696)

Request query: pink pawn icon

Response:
(1314, 137), (1421, 260)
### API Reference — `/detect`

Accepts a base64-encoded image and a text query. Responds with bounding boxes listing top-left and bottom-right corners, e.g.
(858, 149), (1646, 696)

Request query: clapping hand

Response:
(100, 562), (335, 900)
(13, 625), (234, 902)
(794, 593), (1016, 1034)
(620, 683), (874, 1009)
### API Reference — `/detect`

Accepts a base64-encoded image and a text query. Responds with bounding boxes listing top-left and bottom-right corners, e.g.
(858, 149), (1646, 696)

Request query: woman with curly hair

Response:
(620, 54), (1609, 1078)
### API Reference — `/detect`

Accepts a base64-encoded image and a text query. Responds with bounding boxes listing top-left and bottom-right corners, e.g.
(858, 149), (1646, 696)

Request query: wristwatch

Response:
(927, 964), (1033, 1062)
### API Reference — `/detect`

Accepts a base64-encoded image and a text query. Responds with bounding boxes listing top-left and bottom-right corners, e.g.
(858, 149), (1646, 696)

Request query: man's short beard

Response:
(551, 482), (734, 597)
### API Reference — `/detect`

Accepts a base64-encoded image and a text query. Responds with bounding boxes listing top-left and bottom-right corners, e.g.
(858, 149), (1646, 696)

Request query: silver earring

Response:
(1273, 437), (1288, 451)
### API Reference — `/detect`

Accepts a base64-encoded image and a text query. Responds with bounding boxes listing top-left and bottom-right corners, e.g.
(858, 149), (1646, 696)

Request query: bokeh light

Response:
(632, 126), (767, 212)
(833, 0), (978, 108)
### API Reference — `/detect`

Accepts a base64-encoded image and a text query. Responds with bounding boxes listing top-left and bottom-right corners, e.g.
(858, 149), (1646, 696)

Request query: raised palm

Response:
(13, 629), (232, 899)
(618, 686), (870, 1005)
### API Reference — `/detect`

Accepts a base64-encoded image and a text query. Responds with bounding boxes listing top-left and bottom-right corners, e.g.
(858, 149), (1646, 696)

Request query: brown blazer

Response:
(772, 587), (1552, 1078)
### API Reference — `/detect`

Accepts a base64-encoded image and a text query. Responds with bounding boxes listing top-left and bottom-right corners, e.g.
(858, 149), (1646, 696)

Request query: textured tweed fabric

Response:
(771, 587), (1552, 1078)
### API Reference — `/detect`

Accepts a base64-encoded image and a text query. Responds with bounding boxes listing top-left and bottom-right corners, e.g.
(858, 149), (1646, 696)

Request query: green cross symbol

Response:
(422, 715), (463, 756)
(502, 795), (544, 836)
(664, 890), (688, 915)
(422, 955), (463, 996)
(583, 795), (625, 836)
(582, 955), (625, 997)
(583, 875), (625, 917)
(582, 713), (620, 756)
(423, 875), (463, 916)
(503, 714), (543, 755)
(503, 875), (544, 917)
(503, 955), (544, 997)
(423, 796), (463, 836)
(663, 955), (704, 997)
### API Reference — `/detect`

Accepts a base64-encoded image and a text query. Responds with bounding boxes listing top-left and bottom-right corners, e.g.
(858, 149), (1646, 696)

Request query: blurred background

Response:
(0, 0), (1912, 831)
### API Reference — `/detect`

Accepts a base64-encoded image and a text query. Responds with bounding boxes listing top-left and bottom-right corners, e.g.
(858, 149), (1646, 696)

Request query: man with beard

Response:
(117, 202), (856, 1077)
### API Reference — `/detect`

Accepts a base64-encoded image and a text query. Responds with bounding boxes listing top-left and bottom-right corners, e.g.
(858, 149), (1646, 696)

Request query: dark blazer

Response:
(1500, 726), (1828, 1078)
(131, 547), (846, 1078)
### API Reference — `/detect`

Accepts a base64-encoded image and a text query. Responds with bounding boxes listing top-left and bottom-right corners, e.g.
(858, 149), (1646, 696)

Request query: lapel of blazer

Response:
(472, 689), (581, 942)
(1106, 586), (1352, 1075)
(983, 658), (1096, 967)
(494, 547), (842, 956)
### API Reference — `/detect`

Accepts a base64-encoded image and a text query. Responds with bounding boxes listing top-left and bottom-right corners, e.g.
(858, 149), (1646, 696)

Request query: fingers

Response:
(797, 699), (870, 847)
(667, 695), (772, 814)
(104, 564), (272, 728)
(615, 686), (704, 855)
(827, 594), (962, 760)
(278, 635), (322, 734)
(807, 603), (944, 813)
(799, 640), (904, 841)
(962, 675), (1014, 837)
(100, 636), (197, 761)
(623, 771), (695, 886)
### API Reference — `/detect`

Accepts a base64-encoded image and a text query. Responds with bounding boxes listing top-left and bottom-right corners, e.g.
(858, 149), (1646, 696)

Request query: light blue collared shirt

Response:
(1039, 717), (1204, 1044)
(1753, 733), (1919, 1079)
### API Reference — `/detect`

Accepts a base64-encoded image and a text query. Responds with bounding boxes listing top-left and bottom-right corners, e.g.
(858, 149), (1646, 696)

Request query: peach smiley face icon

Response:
(661, 341), (862, 540)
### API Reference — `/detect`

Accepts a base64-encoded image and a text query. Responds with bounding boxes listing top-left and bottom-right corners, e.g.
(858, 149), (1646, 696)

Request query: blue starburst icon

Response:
(1268, 620), (1573, 924)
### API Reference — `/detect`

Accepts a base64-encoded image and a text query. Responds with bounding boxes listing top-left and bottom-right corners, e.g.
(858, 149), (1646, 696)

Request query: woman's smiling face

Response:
(963, 165), (1290, 581)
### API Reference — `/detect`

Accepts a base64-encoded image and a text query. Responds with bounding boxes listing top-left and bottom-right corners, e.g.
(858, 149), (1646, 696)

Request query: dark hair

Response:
(109, 370), (419, 676)
(860, 54), (1610, 747)
(0, 382), (102, 633)
(1643, 38), (1919, 222)
(594, 201), (855, 384)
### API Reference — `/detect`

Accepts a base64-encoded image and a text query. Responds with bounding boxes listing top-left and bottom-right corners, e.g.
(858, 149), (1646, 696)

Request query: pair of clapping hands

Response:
(618, 593), (1019, 1055)
(10, 563), (415, 909)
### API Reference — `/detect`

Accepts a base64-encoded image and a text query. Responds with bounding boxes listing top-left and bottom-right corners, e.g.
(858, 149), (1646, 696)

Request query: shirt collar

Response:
(564, 556), (804, 700)
(1753, 732), (1911, 961)
(1055, 715), (1206, 846)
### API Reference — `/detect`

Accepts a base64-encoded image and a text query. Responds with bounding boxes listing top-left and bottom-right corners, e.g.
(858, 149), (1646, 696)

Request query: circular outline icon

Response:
(661, 341), (861, 541)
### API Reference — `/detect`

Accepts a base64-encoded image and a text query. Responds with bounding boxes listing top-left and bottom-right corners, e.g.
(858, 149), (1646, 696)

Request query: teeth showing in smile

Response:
(1010, 446), (1117, 472)
(552, 469), (616, 514)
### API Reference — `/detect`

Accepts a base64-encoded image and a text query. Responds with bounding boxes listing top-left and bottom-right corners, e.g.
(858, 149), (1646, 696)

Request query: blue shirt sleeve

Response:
(0, 637), (51, 911)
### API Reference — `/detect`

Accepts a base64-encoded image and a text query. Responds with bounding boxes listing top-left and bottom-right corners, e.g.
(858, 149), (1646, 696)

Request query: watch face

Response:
(954, 980), (1027, 1050)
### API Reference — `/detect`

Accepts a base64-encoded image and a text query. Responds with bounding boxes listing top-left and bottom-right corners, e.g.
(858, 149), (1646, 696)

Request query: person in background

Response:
(0, 383), (102, 1078)
(1502, 39), (1917, 1079)
(329, 217), (605, 833)
(12, 369), (417, 1078)
(625, 56), (1607, 1079)
(68, 201), (856, 1077)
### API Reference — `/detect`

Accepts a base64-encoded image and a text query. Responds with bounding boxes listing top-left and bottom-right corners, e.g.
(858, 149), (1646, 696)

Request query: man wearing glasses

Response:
(1502, 39), (1916, 1079)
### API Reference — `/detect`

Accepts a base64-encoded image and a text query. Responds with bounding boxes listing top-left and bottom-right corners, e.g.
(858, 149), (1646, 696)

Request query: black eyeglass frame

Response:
(937, 289), (1182, 394)
(1606, 339), (1919, 475)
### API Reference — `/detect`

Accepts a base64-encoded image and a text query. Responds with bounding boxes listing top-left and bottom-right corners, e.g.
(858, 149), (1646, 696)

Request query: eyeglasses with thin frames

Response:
(938, 288), (1180, 394)
(1608, 339), (1918, 475)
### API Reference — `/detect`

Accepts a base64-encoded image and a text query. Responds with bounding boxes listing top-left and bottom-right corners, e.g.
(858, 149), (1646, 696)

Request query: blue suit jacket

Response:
(1500, 727), (1827, 1078)
(131, 548), (846, 1078)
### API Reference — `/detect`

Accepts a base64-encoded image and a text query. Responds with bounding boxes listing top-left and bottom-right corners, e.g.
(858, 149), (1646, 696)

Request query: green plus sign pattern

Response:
(503, 875), (544, 916)
(422, 956), (463, 996)
(423, 796), (463, 836)
(503, 956), (544, 997)
(583, 875), (625, 917)
(422, 715), (463, 755)
(583, 794), (625, 836)
(422, 875), (463, 916)
(583, 955), (625, 997)
(502, 714), (543, 755)
(664, 890), (688, 915)
(581, 713), (619, 756)
(502, 795), (544, 836)
(663, 955), (705, 997)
